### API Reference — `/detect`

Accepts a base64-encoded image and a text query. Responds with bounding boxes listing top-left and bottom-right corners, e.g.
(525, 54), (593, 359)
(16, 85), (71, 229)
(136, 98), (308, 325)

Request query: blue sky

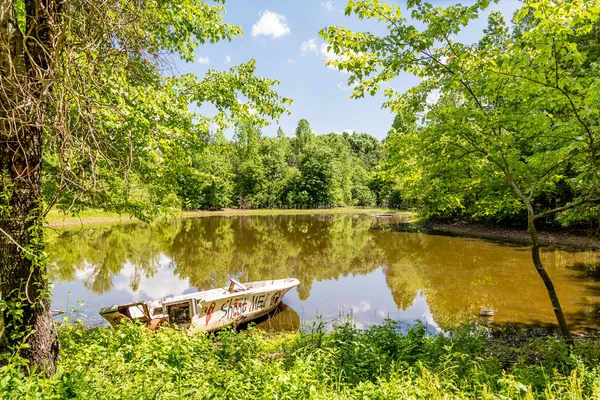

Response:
(177, 0), (522, 140)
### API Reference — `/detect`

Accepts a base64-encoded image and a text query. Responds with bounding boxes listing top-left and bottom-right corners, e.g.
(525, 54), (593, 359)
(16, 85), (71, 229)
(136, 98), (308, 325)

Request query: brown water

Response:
(48, 214), (600, 332)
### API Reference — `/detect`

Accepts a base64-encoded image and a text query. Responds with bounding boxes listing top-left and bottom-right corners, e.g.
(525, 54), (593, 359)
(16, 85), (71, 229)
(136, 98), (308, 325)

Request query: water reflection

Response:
(48, 215), (600, 331)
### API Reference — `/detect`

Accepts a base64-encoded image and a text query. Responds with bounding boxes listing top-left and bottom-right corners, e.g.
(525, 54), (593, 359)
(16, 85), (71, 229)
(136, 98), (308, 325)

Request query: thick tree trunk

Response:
(526, 210), (573, 345)
(0, 127), (59, 375)
(0, 0), (61, 375)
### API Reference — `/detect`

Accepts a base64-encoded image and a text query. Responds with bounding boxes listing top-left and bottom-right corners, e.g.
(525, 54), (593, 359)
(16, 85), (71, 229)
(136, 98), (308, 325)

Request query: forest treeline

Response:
(175, 119), (391, 210)
(47, 118), (401, 213)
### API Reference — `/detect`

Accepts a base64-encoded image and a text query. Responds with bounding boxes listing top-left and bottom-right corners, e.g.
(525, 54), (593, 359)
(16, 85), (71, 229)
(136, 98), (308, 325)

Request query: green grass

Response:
(2, 321), (600, 399)
(45, 209), (134, 227)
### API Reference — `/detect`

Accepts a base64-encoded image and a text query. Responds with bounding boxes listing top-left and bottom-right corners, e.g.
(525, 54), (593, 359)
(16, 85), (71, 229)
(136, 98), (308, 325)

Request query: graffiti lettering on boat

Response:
(270, 291), (283, 307)
(205, 301), (216, 325)
(218, 293), (272, 321)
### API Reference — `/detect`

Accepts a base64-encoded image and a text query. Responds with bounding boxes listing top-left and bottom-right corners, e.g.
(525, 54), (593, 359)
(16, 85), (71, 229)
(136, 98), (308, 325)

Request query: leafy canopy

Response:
(40, 0), (292, 220)
(321, 0), (600, 222)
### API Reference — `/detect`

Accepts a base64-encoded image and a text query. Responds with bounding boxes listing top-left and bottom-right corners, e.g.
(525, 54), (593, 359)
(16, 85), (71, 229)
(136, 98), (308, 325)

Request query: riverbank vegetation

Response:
(2, 322), (600, 399)
(45, 119), (393, 217)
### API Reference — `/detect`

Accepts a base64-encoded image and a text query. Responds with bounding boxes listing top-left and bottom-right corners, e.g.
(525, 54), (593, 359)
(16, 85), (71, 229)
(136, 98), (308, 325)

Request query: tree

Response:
(344, 131), (382, 170)
(0, 0), (290, 374)
(234, 123), (267, 208)
(176, 131), (235, 210)
(293, 118), (315, 157)
(297, 143), (336, 207)
(259, 135), (292, 207)
(321, 0), (600, 342)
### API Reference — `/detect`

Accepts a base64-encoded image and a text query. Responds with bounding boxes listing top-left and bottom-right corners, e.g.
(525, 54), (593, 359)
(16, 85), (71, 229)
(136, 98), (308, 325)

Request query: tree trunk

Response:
(526, 210), (573, 345)
(0, 0), (61, 375)
(507, 178), (573, 343)
(0, 127), (59, 375)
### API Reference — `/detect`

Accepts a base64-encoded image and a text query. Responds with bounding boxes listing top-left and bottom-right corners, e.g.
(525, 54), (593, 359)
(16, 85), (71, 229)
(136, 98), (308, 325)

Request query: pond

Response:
(48, 214), (600, 332)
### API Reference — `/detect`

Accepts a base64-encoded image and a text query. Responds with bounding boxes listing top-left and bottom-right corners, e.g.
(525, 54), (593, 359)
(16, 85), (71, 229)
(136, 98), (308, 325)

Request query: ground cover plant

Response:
(1, 320), (599, 399)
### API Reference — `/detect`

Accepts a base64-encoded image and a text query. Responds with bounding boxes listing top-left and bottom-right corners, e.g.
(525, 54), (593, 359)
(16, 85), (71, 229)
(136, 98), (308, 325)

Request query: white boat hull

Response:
(100, 278), (300, 332)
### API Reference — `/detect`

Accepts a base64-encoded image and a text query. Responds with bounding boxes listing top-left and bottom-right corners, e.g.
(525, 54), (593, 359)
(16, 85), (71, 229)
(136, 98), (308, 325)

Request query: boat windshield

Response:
(167, 302), (192, 325)
(128, 305), (145, 319)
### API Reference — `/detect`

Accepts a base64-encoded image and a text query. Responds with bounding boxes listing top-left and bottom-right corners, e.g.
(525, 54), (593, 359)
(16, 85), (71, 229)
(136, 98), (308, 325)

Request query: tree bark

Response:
(0, 0), (61, 375)
(0, 127), (59, 375)
(527, 209), (574, 345)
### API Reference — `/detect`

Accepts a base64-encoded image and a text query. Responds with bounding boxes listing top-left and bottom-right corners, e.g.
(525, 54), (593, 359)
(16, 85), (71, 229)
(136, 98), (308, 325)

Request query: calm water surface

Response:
(48, 214), (600, 332)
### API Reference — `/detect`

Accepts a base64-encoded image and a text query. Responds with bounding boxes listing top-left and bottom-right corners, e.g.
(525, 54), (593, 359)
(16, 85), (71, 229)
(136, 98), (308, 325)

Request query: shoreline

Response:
(45, 207), (412, 228)
(413, 220), (600, 251)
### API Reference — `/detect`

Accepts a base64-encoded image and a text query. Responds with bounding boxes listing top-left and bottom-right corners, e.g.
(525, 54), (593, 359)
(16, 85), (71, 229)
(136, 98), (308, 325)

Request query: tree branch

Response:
(534, 197), (600, 220)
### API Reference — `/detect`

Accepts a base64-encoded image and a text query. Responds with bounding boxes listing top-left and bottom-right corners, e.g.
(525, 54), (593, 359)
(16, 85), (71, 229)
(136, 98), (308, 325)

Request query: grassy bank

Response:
(2, 321), (600, 399)
(46, 208), (412, 228)
(45, 209), (136, 228)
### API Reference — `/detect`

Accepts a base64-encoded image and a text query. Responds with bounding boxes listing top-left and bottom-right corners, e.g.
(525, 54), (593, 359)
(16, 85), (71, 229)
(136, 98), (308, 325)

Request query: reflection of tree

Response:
(169, 215), (383, 300)
(47, 221), (181, 293)
(373, 229), (600, 330)
(167, 217), (236, 290)
(49, 215), (383, 300)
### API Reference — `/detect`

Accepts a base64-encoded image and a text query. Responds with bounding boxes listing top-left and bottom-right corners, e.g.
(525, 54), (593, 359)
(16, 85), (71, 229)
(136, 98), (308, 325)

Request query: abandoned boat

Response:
(99, 278), (300, 332)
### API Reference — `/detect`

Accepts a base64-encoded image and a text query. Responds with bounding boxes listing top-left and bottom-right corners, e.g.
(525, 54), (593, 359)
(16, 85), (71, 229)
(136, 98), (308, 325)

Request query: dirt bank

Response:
(416, 221), (600, 250)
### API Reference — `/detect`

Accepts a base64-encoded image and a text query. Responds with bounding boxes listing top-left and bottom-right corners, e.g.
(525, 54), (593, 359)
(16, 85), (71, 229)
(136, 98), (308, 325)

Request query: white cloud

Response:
(299, 39), (350, 73)
(320, 43), (348, 72)
(252, 10), (291, 39)
(300, 38), (319, 55)
(287, 58), (296, 64)
(225, 55), (231, 64)
(321, 0), (333, 11)
(197, 56), (210, 64)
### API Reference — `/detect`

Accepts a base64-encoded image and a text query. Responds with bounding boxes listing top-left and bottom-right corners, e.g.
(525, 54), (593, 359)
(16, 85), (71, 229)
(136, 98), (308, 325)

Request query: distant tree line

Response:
(159, 119), (399, 210)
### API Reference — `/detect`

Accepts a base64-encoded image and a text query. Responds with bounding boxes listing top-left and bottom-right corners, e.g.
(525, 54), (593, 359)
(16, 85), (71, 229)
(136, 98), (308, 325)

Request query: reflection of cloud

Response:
(350, 300), (371, 313)
(353, 320), (366, 329)
(119, 262), (134, 278)
(115, 256), (190, 301)
(75, 262), (95, 280)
